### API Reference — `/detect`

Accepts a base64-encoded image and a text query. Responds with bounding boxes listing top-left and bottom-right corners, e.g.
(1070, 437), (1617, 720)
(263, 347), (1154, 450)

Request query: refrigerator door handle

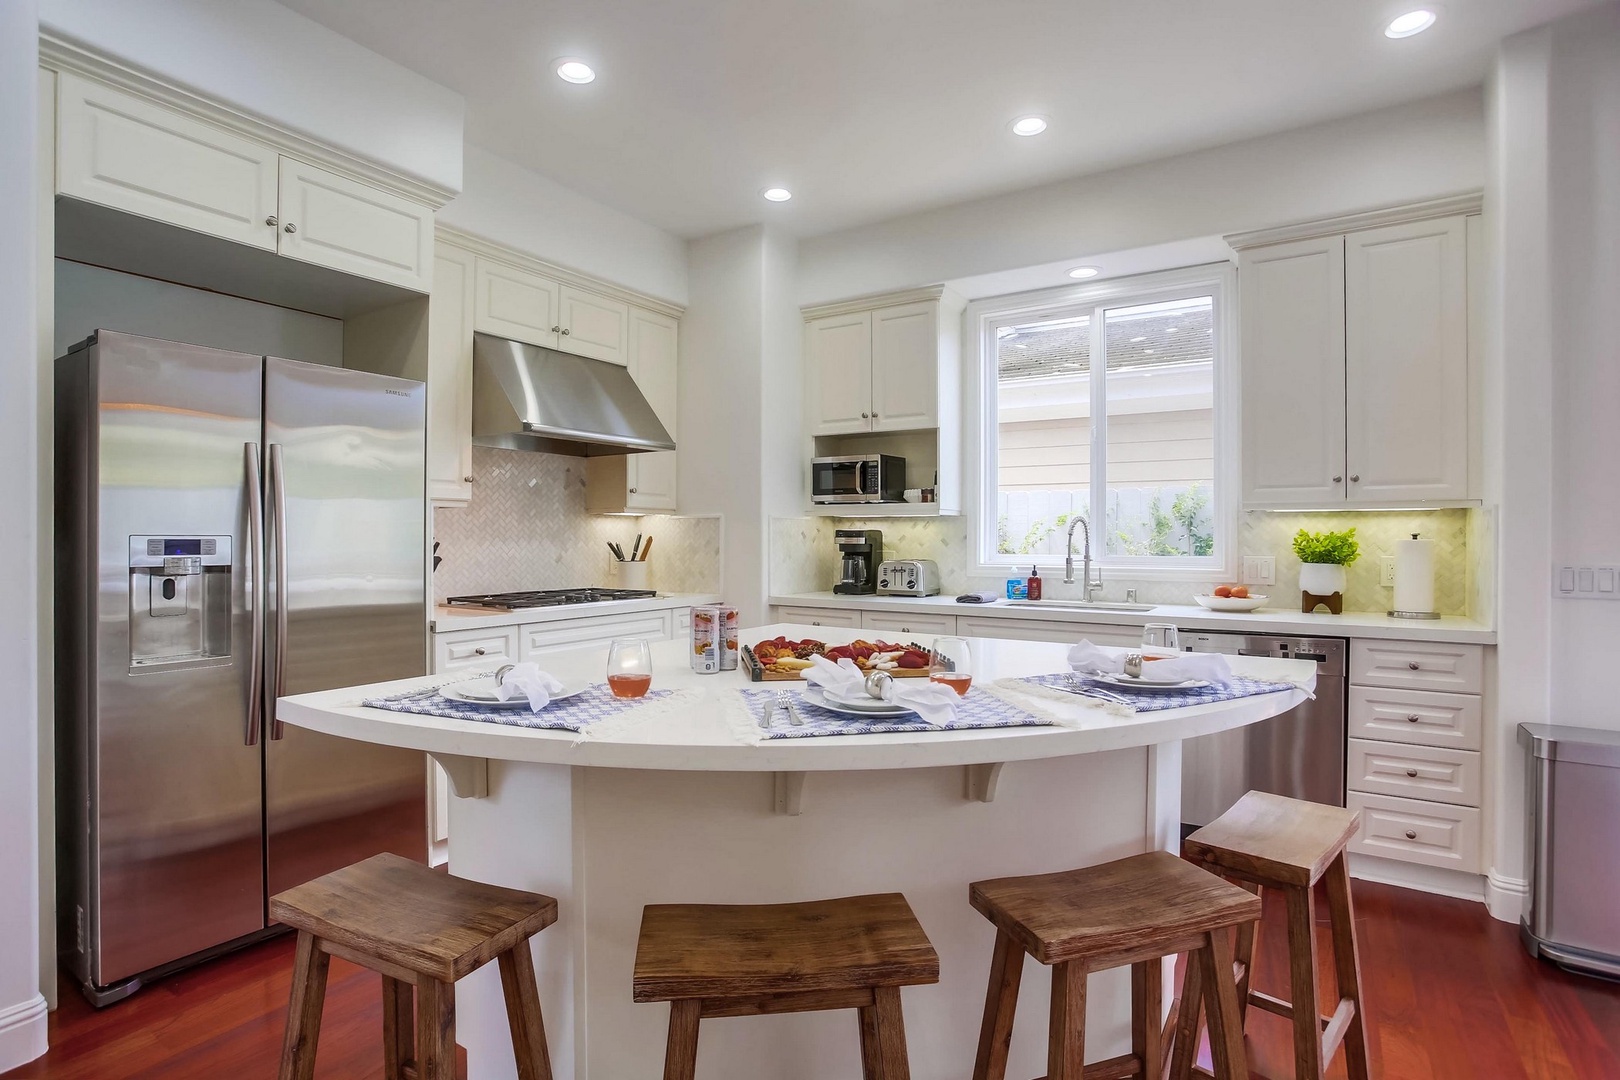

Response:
(269, 442), (289, 740)
(244, 443), (265, 746)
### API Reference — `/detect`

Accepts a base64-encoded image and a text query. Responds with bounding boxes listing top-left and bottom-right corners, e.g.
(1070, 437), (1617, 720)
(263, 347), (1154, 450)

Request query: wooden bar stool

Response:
(969, 850), (1262, 1080)
(270, 853), (558, 1080)
(1178, 791), (1371, 1080)
(633, 893), (939, 1080)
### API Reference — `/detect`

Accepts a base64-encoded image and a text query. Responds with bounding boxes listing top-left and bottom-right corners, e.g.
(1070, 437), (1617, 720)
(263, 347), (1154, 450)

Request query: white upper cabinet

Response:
(558, 286), (629, 366)
(57, 72), (279, 252)
(474, 257), (560, 348)
(586, 306), (680, 513)
(1345, 217), (1469, 502)
(1239, 236), (1347, 507)
(55, 73), (434, 293)
(1237, 210), (1476, 508)
(275, 157), (433, 292)
(806, 311), (874, 436)
(870, 301), (940, 431)
(427, 240), (476, 505)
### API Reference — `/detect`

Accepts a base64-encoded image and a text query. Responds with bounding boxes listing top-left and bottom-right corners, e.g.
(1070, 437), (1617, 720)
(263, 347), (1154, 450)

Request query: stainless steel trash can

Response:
(1519, 723), (1620, 979)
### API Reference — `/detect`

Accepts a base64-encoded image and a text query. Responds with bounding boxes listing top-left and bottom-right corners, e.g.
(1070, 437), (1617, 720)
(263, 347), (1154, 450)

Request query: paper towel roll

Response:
(1393, 535), (1436, 615)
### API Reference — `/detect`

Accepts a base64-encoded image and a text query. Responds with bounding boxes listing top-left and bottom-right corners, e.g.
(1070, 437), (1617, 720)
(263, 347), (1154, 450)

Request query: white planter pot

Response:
(1299, 562), (1347, 613)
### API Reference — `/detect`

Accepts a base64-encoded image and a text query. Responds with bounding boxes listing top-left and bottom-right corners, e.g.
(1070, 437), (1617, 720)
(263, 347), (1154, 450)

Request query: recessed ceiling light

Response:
(1384, 10), (1436, 38)
(556, 59), (596, 83)
(1011, 116), (1048, 137)
(762, 187), (793, 202)
(1067, 266), (1100, 279)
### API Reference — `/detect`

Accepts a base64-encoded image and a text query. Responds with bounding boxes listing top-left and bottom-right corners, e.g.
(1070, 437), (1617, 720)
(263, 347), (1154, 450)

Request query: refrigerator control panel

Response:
(128, 536), (232, 568)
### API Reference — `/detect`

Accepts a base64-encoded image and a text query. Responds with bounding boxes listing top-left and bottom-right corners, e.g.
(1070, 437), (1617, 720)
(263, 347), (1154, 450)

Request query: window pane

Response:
(995, 314), (1090, 558)
(1101, 297), (1216, 557)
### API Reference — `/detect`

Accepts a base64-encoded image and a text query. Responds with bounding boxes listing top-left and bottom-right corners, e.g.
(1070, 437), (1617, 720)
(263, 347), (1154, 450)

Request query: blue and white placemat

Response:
(1013, 673), (1299, 713)
(739, 687), (1054, 739)
(361, 682), (676, 732)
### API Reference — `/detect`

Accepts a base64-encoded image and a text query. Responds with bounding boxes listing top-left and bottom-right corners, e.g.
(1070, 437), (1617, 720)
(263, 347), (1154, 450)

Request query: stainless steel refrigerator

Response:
(55, 330), (428, 1005)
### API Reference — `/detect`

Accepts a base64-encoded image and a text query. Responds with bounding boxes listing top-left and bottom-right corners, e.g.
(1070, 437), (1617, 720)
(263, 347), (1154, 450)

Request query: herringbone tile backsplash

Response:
(432, 447), (721, 601)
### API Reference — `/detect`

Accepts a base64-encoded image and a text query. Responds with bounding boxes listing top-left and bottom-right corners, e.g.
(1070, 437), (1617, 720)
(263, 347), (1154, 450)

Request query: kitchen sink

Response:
(1005, 599), (1158, 613)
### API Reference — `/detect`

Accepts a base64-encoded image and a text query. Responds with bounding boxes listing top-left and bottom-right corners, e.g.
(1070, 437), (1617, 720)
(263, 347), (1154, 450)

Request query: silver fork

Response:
(1063, 672), (1132, 706)
(774, 688), (805, 727)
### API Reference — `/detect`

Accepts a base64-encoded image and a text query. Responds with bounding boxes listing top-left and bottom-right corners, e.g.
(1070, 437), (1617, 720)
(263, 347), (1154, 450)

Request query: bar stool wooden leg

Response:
(662, 999), (701, 1080)
(1200, 931), (1251, 1080)
(415, 977), (457, 1080)
(858, 1004), (883, 1080)
(873, 985), (912, 1080)
(1047, 960), (1087, 1080)
(498, 941), (555, 1080)
(1324, 854), (1372, 1080)
(381, 976), (414, 1080)
(972, 930), (1024, 1080)
(1284, 886), (1326, 1080)
(278, 931), (330, 1080)
(1168, 950), (1206, 1080)
(1132, 956), (1164, 1072)
(1232, 880), (1262, 1026)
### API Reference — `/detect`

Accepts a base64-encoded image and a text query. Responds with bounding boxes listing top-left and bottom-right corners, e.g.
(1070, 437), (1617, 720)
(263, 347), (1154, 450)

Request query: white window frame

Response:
(966, 263), (1239, 582)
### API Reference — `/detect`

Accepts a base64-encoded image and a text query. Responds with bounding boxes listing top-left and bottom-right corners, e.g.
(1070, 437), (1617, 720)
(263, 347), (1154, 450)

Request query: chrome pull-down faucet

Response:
(1063, 516), (1104, 601)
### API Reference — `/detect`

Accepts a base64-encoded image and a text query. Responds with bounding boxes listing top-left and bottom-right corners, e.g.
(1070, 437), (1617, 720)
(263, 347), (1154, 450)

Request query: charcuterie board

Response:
(741, 638), (936, 682)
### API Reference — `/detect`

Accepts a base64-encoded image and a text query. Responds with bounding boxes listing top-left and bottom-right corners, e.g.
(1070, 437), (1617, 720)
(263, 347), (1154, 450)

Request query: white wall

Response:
(798, 88), (1486, 305)
(38, 0), (463, 193)
(1, 0), (47, 1069)
(438, 146), (689, 307)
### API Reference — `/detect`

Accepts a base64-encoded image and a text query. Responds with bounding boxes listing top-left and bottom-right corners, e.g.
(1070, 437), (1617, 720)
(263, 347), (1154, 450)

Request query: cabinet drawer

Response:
(521, 611), (673, 658)
(957, 616), (1140, 648)
(860, 612), (957, 637)
(1346, 792), (1481, 873)
(1349, 685), (1481, 749)
(432, 628), (518, 673)
(776, 606), (861, 629)
(1349, 639), (1483, 693)
(1347, 739), (1481, 806)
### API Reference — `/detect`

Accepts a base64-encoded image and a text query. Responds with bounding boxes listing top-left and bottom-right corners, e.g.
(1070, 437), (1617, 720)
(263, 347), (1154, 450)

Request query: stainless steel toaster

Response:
(876, 559), (941, 597)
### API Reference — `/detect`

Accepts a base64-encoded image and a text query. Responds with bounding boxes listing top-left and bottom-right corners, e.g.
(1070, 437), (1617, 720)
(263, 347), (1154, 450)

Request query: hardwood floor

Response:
(6, 880), (1618, 1079)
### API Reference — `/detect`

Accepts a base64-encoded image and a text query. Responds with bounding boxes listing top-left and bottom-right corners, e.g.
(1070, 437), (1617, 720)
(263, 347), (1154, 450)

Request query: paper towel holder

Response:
(1390, 531), (1443, 619)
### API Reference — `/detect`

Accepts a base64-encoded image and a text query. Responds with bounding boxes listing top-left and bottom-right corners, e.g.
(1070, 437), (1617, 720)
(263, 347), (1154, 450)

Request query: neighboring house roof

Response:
(998, 298), (1213, 381)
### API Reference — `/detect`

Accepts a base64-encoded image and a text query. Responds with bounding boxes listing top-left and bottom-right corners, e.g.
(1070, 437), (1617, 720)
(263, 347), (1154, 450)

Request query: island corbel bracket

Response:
(964, 762), (1006, 803)
(429, 752), (490, 799)
(773, 772), (806, 816)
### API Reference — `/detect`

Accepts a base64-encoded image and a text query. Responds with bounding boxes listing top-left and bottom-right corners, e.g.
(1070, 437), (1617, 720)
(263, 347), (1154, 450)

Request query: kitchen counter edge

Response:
(433, 592), (724, 633)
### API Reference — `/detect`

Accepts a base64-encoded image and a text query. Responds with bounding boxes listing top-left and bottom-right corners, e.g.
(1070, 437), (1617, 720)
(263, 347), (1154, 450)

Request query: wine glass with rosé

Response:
(929, 636), (973, 696)
(606, 638), (653, 698)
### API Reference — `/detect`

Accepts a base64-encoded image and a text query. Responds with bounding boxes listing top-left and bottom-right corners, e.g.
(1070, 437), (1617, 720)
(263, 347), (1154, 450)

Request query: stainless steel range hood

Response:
(472, 332), (675, 456)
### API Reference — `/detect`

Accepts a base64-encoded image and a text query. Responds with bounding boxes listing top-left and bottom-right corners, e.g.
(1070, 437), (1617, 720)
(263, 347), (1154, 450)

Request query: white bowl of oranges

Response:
(1192, 585), (1268, 612)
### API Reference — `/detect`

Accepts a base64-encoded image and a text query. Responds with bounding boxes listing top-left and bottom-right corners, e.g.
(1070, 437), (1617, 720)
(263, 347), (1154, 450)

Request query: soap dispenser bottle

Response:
(1026, 565), (1043, 600)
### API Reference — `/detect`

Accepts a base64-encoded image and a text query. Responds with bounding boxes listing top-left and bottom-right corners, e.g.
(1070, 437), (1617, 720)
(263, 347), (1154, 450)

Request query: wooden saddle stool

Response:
(969, 849), (1263, 1080)
(633, 893), (940, 1080)
(1179, 790), (1372, 1080)
(270, 852), (559, 1080)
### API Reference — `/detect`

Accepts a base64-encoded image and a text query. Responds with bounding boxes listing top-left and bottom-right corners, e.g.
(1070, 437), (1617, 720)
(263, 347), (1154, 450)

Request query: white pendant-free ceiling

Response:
(277, 0), (1599, 239)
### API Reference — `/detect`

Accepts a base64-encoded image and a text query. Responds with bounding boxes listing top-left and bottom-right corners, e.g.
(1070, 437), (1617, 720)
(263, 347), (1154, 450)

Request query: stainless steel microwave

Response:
(811, 454), (905, 504)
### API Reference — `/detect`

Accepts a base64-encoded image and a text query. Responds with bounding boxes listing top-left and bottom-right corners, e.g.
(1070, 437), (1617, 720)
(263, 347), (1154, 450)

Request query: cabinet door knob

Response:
(871, 413), (879, 419)
(1407, 714), (1420, 722)
(1332, 475), (1343, 483)
(561, 328), (570, 335)
(551, 325), (561, 333)
(283, 222), (297, 234)
(1408, 662), (1420, 670)
(629, 487), (638, 494)
(1405, 768), (1419, 778)
(473, 647), (486, 655)
(265, 215), (278, 227)
(1405, 829), (1418, 840)
(1350, 474), (1360, 482)
(463, 475), (475, 483)
(861, 411), (870, 418)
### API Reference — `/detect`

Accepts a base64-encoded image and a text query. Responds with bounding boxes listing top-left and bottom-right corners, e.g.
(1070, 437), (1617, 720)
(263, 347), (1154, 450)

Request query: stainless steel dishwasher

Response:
(1179, 631), (1347, 828)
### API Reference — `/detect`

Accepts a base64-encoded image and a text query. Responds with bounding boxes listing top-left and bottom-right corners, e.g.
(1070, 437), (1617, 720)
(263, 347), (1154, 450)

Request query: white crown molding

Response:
(39, 30), (457, 210)
(435, 225), (686, 320)
(1225, 192), (1485, 250)
(802, 285), (949, 321)
(0, 993), (48, 1072)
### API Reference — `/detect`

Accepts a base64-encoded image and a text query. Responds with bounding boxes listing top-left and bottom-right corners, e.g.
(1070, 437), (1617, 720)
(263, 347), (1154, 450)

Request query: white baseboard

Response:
(1346, 853), (1487, 903)
(1485, 870), (1530, 924)
(0, 992), (48, 1071)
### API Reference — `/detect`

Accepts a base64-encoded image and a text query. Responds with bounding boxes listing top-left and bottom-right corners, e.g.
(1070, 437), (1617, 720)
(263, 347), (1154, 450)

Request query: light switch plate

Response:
(1554, 565), (1620, 599)
(1241, 556), (1275, 586)
(1379, 556), (1397, 587)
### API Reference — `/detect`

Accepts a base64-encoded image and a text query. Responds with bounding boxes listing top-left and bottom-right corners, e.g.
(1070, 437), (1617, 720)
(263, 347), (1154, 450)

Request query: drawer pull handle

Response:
(1405, 829), (1418, 840)
(1407, 714), (1420, 722)
(474, 647), (486, 655)
(1405, 768), (1419, 777)
(1408, 662), (1420, 670)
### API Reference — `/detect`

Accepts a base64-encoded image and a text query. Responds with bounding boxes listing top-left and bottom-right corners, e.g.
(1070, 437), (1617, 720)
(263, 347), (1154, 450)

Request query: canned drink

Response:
(716, 606), (740, 670)
(690, 606), (720, 674)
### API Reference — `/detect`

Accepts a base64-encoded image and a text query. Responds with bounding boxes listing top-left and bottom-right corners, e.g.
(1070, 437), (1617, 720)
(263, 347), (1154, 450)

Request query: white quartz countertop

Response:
(278, 623), (1313, 772)
(770, 591), (1496, 644)
(431, 592), (722, 633)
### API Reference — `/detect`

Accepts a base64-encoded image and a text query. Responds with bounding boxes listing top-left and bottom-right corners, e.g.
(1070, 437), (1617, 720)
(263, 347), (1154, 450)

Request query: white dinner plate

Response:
(804, 687), (917, 718)
(441, 677), (589, 708)
(1086, 673), (1211, 693)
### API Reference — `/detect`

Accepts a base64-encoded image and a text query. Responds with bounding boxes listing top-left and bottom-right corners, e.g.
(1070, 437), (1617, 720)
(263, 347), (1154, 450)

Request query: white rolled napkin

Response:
(492, 662), (566, 712)
(1066, 639), (1234, 687)
(802, 654), (961, 726)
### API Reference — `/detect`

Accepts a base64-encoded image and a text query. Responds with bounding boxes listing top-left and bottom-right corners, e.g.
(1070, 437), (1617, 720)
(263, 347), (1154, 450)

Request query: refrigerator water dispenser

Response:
(127, 535), (232, 671)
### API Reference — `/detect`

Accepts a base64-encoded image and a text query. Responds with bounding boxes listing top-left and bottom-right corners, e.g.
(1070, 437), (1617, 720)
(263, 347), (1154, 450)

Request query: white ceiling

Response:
(277, 0), (1601, 240)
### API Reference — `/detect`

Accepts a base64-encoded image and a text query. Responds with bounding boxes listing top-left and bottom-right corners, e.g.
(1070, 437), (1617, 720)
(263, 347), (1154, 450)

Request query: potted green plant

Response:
(1293, 528), (1359, 613)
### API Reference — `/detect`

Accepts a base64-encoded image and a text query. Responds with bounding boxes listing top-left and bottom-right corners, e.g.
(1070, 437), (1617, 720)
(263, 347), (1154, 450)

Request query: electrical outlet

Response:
(1241, 556), (1275, 586)
(1379, 556), (1397, 587)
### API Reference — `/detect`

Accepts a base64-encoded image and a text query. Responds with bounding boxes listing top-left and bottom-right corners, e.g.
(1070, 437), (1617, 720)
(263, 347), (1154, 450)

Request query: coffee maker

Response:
(833, 529), (883, 595)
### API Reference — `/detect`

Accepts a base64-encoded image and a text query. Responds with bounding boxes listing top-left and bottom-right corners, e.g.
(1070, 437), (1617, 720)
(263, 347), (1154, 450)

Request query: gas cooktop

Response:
(444, 588), (658, 610)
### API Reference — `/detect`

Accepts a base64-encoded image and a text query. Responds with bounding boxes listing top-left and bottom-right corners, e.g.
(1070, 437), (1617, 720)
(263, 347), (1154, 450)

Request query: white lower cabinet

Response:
(520, 610), (674, 659)
(957, 616), (1138, 648)
(859, 612), (958, 638)
(432, 626), (518, 672)
(776, 606), (862, 629)
(1346, 791), (1481, 872)
(1346, 738), (1481, 807)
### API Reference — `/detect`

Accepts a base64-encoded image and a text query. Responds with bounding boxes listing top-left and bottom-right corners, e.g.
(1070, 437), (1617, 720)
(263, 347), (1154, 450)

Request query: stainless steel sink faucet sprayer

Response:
(1063, 516), (1105, 601)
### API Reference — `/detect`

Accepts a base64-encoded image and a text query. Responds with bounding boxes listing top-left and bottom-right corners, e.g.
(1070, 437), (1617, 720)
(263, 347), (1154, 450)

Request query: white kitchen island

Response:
(277, 624), (1313, 1080)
